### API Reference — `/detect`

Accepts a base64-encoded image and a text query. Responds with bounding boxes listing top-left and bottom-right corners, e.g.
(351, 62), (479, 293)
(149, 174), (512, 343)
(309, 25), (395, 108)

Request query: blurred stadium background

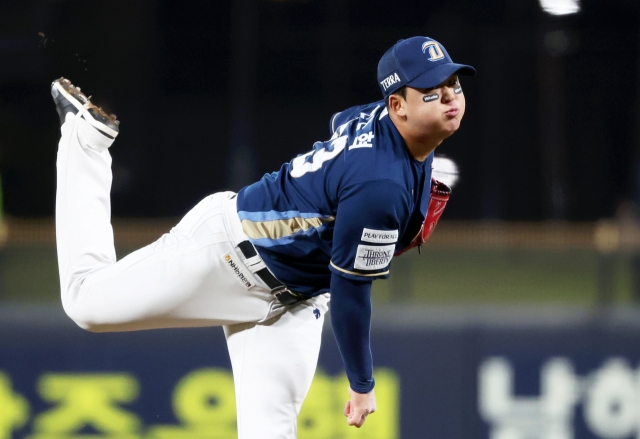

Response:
(2, 0), (640, 438)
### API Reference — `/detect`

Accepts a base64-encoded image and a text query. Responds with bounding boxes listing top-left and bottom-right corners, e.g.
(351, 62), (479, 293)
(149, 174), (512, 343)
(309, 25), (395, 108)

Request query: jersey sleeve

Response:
(329, 105), (363, 136)
(330, 272), (375, 393)
(330, 179), (411, 281)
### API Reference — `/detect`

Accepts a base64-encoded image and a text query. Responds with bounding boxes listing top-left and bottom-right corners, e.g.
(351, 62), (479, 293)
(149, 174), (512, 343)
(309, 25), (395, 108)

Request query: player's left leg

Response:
(224, 293), (330, 439)
(52, 78), (280, 332)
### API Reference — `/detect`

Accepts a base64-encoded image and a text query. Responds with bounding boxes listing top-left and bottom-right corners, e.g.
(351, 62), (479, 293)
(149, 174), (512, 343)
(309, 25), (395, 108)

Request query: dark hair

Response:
(384, 86), (407, 108)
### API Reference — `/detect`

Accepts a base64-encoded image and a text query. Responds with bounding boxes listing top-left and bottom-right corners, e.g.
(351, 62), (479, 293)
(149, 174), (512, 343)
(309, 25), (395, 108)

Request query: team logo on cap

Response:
(421, 41), (445, 62)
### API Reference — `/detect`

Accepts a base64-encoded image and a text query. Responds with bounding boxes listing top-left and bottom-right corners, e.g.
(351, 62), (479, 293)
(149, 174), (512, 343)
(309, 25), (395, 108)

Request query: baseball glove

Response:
(395, 179), (451, 256)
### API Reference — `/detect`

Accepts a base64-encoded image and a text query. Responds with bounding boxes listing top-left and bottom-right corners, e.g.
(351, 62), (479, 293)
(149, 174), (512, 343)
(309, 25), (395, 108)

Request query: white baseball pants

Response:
(55, 112), (329, 438)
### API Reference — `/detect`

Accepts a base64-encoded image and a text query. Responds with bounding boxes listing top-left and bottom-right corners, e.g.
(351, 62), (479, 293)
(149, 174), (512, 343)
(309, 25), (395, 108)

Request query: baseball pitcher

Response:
(52, 36), (474, 438)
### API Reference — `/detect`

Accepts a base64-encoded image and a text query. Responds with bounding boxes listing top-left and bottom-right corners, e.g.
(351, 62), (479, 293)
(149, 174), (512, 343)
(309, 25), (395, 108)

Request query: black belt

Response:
(236, 241), (309, 306)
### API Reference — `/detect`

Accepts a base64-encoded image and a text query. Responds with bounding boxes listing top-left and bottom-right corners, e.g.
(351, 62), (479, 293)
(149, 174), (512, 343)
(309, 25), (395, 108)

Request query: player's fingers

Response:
(347, 406), (371, 428)
(344, 401), (351, 417)
(347, 412), (367, 428)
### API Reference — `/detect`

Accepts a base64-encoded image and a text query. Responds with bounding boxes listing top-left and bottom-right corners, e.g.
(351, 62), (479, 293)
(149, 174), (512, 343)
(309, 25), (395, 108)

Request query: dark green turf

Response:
(374, 249), (634, 305)
(0, 245), (635, 306)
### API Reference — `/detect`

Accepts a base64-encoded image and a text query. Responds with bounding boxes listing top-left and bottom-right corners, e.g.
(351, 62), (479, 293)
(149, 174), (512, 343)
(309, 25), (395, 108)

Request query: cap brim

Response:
(407, 63), (476, 90)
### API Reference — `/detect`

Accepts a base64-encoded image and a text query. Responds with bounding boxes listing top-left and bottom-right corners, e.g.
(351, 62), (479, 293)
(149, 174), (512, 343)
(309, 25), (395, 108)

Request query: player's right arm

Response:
(329, 179), (411, 427)
(331, 273), (377, 427)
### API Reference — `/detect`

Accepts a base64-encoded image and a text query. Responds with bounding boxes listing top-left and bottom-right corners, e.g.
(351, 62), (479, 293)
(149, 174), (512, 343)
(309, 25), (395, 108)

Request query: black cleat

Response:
(51, 77), (120, 138)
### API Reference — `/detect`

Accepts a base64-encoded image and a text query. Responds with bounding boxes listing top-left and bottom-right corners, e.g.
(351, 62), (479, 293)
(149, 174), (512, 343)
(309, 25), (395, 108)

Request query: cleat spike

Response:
(50, 78), (119, 137)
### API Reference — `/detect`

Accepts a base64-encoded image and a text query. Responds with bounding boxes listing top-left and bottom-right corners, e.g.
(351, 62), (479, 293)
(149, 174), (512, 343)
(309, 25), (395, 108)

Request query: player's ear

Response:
(388, 94), (406, 117)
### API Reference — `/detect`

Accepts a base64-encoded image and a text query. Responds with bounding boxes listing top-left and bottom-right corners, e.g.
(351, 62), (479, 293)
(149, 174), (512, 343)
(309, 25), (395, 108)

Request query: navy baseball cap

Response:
(377, 36), (476, 98)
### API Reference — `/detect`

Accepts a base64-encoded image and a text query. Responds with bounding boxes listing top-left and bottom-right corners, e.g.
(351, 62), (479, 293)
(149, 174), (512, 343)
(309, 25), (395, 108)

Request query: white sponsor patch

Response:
(349, 132), (375, 150)
(222, 253), (256, 289)
(361, 228), (398, 244)
(354, 244), (395, 271)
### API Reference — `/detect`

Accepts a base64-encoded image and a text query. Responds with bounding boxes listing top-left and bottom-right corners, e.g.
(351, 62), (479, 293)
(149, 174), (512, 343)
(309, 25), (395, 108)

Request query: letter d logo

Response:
(421, 41), (445, 61)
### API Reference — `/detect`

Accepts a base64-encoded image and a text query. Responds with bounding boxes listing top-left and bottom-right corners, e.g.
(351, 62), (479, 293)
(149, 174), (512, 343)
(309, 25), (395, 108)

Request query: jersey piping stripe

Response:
(329, 261), (390, 277)
(238, 210), (330, 222)
(331, 111), (341, 134)
(241, 216), (335, 241)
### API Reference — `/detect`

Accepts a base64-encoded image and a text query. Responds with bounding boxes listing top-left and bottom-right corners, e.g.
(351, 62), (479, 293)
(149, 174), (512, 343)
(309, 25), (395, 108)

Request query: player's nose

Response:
(441, 87), (455, 103)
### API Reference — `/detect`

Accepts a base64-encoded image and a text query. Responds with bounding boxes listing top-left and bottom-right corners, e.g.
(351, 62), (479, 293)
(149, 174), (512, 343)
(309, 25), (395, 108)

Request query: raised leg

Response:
(53, 79), (274, 332)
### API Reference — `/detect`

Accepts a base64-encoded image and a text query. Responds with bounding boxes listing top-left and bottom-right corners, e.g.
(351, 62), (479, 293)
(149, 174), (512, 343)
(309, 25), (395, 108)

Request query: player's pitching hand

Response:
(344, 387), (376, 428)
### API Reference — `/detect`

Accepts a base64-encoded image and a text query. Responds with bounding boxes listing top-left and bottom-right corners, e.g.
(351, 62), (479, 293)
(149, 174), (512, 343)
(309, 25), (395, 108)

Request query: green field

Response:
(1, 245), (634, 306)
(374, 248), (634, 305)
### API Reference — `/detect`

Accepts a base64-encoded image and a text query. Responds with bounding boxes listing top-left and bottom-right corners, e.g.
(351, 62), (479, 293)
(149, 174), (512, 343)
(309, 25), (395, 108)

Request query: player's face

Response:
(402, 75), (466, 140)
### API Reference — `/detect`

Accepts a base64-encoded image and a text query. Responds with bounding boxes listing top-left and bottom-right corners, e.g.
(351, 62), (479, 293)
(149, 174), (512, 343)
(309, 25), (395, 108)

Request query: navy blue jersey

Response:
(237, 100), (433, 296)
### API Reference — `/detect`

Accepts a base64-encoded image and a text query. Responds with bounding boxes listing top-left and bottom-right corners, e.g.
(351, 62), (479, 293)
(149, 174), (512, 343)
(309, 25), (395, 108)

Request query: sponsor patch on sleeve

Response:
(354, 244), (395, 271)
(361, 228), (398, 244)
